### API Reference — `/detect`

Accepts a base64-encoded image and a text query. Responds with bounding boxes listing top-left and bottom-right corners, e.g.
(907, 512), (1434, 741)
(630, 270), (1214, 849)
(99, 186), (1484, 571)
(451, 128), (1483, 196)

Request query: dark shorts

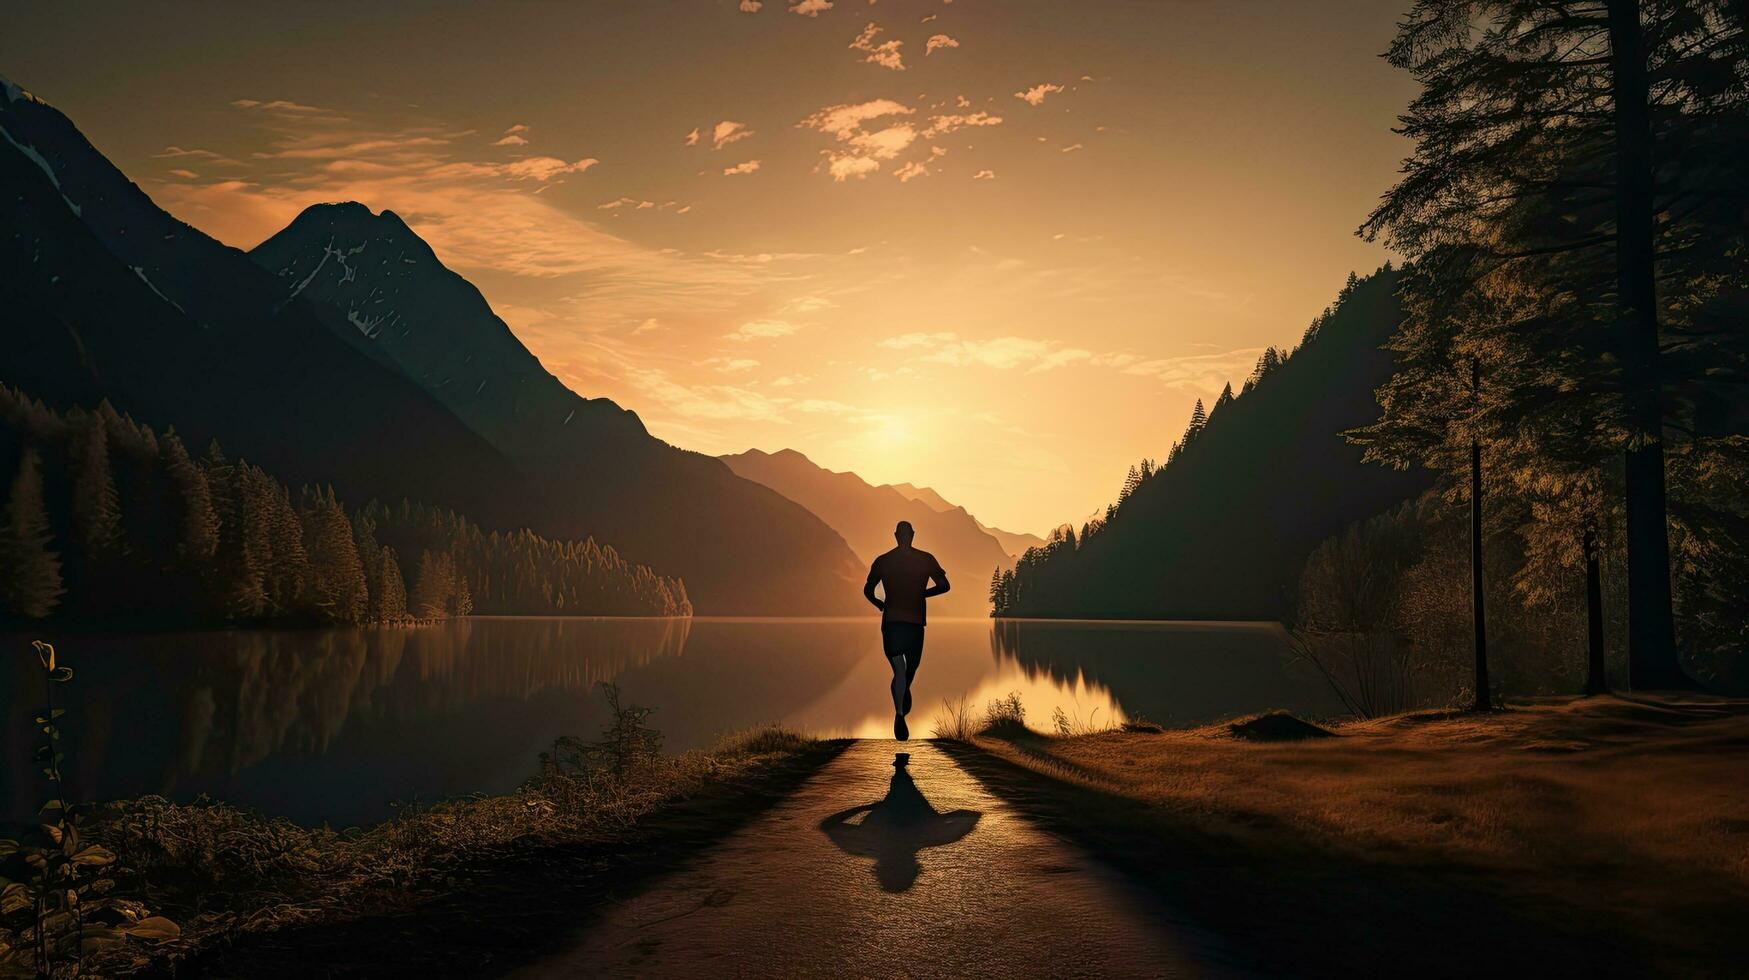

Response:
(881, 622), (926, 667)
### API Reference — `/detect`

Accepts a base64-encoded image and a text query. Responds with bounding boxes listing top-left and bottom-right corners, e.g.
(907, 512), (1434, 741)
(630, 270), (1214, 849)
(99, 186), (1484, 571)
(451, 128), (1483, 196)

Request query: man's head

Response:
(894, 521), (915, 547)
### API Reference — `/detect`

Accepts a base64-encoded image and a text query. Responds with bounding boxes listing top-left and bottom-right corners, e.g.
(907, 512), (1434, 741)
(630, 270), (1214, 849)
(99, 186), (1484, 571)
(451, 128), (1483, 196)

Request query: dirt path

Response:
(517, 740), (1231, 978)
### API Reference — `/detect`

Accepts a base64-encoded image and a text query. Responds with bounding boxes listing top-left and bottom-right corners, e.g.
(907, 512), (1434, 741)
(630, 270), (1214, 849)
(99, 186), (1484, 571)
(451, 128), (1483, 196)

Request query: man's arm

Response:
(863, 565), (886, 612)
(924, 566), (951, 598)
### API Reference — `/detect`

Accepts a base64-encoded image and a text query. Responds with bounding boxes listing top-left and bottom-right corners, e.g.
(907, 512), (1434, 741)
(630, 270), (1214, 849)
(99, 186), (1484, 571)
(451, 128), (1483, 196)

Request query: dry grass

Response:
(68, 725), (823, 974)
(955, 693), (1749, 974)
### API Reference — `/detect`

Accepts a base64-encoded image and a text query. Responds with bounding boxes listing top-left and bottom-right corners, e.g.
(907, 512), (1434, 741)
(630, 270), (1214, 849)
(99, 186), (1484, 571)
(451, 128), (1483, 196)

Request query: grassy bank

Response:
(4, 722), (843, 978)
(938, 694), (1749, 978)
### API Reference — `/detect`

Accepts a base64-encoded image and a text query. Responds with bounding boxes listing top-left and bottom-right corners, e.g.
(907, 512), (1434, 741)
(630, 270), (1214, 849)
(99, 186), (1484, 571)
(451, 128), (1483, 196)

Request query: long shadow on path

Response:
(936, 736), (1660, 979)
(818, 752), (980, 892)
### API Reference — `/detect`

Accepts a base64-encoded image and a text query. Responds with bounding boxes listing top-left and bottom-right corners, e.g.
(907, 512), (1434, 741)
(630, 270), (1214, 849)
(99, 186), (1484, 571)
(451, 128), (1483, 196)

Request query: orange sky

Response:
(4, 0), (1415, 535)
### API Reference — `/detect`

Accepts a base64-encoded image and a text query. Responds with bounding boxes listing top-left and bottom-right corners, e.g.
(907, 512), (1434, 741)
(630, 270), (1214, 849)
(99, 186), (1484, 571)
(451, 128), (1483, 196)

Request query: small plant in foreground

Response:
(0, 641), (179, 975)
(982, 691), (1028, 734)
(932, 695), (976, 741)
(542, 683), (663, 778)
(1051, 704), (1110, 737)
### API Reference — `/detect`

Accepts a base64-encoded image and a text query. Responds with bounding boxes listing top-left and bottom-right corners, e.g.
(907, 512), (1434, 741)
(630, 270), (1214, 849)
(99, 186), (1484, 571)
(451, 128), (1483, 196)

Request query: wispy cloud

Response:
(894, 146), (947, 182)
(701, 356), (762, 373)
(684, 127), (701, 146)
(925, 34), (959, 55)
(972, 169), (996, 179)
(879, 332), (1263, 392)
(739, 0), (763, 10)
(712, 120), (754, 149)
(1015, 83), (1065, 106)
(789, 0), (832, 15)
(921, 111), (1002, 138)
(722, 159), (761, 175)
(800, 99), (934, 181)
(850, 23), (906, 71)
(230, 98), (329, 114)
(493, 124), (530, 146)
(726, 318), (800, 341)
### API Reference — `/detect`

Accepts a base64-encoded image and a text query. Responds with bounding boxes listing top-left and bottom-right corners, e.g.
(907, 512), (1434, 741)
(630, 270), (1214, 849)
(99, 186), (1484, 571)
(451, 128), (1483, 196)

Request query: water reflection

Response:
(990, 619), (1343, 728)
(3, 617), (1337, 826)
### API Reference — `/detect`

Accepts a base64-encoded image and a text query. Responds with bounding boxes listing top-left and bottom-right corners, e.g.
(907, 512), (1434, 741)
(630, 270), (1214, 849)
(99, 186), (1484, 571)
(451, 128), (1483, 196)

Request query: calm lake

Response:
(3, 617), (1341, 825)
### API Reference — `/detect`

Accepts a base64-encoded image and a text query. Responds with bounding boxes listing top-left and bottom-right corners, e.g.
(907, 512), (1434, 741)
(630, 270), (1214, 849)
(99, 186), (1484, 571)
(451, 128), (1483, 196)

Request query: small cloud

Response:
(230, 98), (328, 114)
(770, 374), (811, 387)
(598, 197), (657, 210)
(1015, 83), (1065, 106)
(727, 318), (800, 341)
(713, 120), (755, 149)
(740, 0), (763, 10)
(789, 0), (833, 14)
(722, 159), (762, 176)
(922, 111), (1001, 137)
(921, 13), (938, 23)
(850, 22), (906, 71)
(633, 318), (662, 334)
(824, 153), (883, 181)
(493, 125), (530, 146)
(972, 169), (995, 179)
(702, 356), (762, 373)
(800, 99), (915, 139)
(496, 157), (598, 180)
(895, 146), (947, 182)
(925, 34), (959, 55)
(684, 127), (701, 146)
(1060, 143), (1084, 153)
(166, 168), (200, 179)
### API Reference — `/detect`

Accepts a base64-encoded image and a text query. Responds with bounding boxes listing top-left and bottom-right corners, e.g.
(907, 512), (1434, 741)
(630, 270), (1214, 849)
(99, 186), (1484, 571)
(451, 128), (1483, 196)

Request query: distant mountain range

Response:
(887, 482), (1046, 560)
(722, 449), (1030, 615)
(996, 268), (1430, 619)
(1, 78), (520, 526)
(0, 75), (865, 615)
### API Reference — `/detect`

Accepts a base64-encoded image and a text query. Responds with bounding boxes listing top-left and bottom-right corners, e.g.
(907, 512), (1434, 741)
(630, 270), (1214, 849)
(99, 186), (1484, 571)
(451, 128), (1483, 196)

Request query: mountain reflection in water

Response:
(3, 617), (1338, 825)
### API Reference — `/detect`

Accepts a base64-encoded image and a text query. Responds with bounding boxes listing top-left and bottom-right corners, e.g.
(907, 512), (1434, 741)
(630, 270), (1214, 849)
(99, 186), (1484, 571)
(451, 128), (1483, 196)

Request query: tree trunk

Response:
(1606, 0), (1683, 689)
(1584, 522), (1608, 695)
(1470, 432), (1490, 712)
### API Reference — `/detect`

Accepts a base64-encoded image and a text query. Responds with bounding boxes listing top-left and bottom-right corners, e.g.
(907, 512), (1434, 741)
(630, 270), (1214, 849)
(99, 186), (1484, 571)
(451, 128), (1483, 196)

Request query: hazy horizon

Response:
(3, 0), (1414, 535)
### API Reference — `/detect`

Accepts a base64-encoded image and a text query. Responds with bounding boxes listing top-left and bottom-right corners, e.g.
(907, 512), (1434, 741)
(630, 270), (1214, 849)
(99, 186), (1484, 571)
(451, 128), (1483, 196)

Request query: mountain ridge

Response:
(720, 447), (1015, 616)
(249, 201), (868, 615)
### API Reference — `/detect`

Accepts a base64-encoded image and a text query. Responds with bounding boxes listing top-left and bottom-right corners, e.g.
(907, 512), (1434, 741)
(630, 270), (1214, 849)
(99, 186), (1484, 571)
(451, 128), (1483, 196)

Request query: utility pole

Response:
(1470, 356), (1490, 712)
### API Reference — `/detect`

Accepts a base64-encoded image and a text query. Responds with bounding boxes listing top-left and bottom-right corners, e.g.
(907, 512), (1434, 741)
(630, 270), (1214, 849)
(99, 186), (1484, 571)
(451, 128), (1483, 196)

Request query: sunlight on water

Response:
(3, 617), (1335, 825)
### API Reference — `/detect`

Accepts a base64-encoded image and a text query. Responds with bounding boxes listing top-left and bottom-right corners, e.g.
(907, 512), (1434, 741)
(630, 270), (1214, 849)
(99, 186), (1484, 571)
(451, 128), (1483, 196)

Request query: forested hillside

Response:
(0, 387), (691, 626)
(250, 203), (866, 615)
(993, 269), (1428, 619)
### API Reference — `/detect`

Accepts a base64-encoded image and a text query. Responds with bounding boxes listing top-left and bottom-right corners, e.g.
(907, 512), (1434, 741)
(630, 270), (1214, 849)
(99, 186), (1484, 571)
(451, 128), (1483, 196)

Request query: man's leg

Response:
(889, 654), (909, 740)
(902, 628), (925, 715)
(888, 655), (907, 713)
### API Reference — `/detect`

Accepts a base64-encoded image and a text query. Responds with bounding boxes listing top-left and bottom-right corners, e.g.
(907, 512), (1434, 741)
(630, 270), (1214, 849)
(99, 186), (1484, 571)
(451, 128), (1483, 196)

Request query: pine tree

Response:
(71, 417), (122, 557)
(0, 448), (65, 619)
(377, 545), (408, 621)
(161, 430), (219, 563)
(1214, 383), (1235, 415)
(1359, 0), (1749, 688)
(303, 486), (368, 624)
(1186, 399), (1209, 442)
(413, 549), (453, 619)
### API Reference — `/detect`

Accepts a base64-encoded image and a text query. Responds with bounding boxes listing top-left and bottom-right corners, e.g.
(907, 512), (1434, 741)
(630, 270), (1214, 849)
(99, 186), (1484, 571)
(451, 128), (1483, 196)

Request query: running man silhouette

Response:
(863, 520), (950, 740)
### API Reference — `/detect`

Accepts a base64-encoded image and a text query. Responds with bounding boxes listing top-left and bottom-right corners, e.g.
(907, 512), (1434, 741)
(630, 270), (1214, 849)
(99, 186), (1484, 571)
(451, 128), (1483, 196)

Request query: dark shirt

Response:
(867, 547), (946, 626)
